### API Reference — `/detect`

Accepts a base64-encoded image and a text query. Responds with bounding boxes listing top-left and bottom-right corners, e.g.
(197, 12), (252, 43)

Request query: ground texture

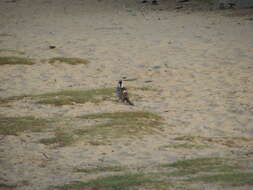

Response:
(0, 0), (253, 190)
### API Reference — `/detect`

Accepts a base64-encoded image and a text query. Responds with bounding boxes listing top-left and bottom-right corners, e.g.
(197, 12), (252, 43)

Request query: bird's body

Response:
(141, 0), (158, 5)
(116, 80), (134, 106)
(121, 87), (134, 105)
(116, 80), (123, 101)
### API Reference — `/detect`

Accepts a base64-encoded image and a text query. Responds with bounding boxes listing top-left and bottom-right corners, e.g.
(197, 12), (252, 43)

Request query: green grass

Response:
(0, 33), (12, 37)
(77, 111), (163, 140)
(190, 172), (253, 185)
(48, 57), (89, 65)
(0, 88), (115, 105)
(39, 111), (162, 146)
(174, 135), (252, 146)
(0, 56), (34, 65)
(165, 157), (239, 177)
(53, 173), (161, 190)
(39, 129), (75, 147)
(0, 95), (29, 104)
(74, 166), (127, 173)
(174, 136), (200, 142)
(0, 86), (155, 105)
(130, 86), (156, 91)
(0, 183), (17, 189)
(80, 111), (162, 120)
(0, 49), (25, 55)
(0, 116), (51, 135)
(166, 143), (208, 149)
(37, 88), (115, 106)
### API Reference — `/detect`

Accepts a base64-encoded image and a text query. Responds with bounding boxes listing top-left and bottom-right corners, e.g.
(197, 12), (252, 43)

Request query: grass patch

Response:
(0, 86), (154, 105)
(0, 88), (115, 105)
(74, 166), (127, 173)
(190, 172), (253, 185)
(48, 57), (89, 65)
(37, 88), (115, 106)
(77, 111), (163, 141)
(0, 33), (12, 37)
(0, 56), (34, 65)
(174, 136), (200, 142)
(0, 183), (17, 189)
(165, 157), (239, 177)
(39, 129), (75, 146)
(0, 49), (25, 55)
(0, 95), (28, 104)
(166, 143), (208, 149)
(39, 111), (162, 146)
(80, 111), (161, 120)
(53, 173), (161, 190)
(0, 116), (51, 135)
(130, 86), (156, 91)
(174, 135), (252, 146)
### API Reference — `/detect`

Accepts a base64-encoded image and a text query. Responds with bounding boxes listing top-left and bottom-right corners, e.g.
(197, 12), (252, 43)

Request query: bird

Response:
(141, 0), (158, 5)
(116, 80), (124, 101)
(116, 80), (134, 106)
(121, 87), (134, 106)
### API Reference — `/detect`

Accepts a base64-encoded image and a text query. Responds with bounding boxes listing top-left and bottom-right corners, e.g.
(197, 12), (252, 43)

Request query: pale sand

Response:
(0, 0), (253, 189)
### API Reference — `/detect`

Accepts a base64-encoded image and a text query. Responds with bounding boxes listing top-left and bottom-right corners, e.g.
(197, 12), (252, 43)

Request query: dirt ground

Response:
(0, 0), (253, 190)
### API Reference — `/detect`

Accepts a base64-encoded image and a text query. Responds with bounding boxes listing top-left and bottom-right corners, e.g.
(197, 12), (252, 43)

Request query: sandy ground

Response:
(0, 0), (253, 189)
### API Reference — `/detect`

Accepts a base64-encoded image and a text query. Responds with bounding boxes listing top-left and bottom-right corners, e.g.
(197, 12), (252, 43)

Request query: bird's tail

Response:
(125, 98), (134, 106)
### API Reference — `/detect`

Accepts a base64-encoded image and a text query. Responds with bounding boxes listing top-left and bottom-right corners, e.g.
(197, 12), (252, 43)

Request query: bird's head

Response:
(118, 80), (123, 87)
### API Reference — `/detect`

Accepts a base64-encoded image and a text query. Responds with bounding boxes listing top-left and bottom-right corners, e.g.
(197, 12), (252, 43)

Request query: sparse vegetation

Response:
(80, 111), (162, 120)
(190, 172), (253, 185)
(74, 165), (127, 173)
(0, 49), (25, 55)
(130, 86), (156, 91)
(38, 111), (162, 146)
(48, 57), (89, 65)
(174, 135), (252, 148)
(166, 143), (208, 149)
(0, 183), (17, 189)
(165, 157), (240, 177)
(37, 88), (115, 105)
(0, 88), (115, 105)
(77, 111), (163, 140)
(0, 95), (30, 104)
(0, 116), (51, 135)
(174, 136), (200, 142)
(53, 173), (162, 190)
(0, 33), (12, 37)
(39, 129), (75, 146)
(0, 56), (34, 65)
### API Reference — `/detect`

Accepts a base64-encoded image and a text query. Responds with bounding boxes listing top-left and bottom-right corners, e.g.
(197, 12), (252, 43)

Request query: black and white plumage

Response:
(116, 80), (123, 101)
(141, 0), (158, 5)
(121, 87), (134, 105)
(116, 80), (134, 106)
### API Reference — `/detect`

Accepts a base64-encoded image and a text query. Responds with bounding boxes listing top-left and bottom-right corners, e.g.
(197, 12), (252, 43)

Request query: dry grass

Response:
(174, 135), (252, 148)
(73, 165), (127, 174)
(77, 111), (163, 139)
(0, 116), (51, 135)
(0, 33), (12, 37)
(0, 88), (115, 105)
(0, 183), (17, 190)
(52, 173), (164, 190)
(48, 57), (89, 65)
(39, 111), (162, 146)
(164, 157), (240, 177)
(39, 129), (75, 147)
(0, 49), (25, 55)
(0, 56), (34, 65)
(37, 88), (115, 105)
(165, 143), (209, 149)
(190, 172), (253, 185)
